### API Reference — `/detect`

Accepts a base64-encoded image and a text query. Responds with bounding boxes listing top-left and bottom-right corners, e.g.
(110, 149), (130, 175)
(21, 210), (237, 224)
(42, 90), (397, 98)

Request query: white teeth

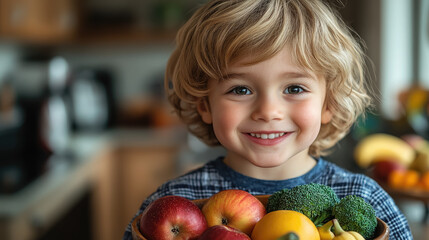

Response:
(250, 132), (285, 139)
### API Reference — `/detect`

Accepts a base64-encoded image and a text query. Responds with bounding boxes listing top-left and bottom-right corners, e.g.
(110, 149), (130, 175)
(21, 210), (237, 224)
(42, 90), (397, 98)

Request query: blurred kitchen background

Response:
(0, 0), (428, 239)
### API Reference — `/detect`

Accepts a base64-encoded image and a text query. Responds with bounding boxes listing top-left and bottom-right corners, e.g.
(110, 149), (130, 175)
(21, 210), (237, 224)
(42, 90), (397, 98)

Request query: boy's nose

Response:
(251, 96), (285, 122)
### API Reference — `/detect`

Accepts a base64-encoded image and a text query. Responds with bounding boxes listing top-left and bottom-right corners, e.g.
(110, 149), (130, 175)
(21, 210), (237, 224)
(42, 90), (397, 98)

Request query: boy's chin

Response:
(249, 152), (315, 169)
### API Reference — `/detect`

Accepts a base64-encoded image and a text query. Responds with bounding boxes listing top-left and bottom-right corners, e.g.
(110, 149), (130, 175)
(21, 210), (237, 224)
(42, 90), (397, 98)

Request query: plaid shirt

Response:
(123, 157), (413, 240)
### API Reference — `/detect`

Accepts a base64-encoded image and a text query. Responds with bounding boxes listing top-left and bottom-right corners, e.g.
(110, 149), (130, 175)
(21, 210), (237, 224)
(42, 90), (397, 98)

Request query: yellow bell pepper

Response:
(332, 219), (365, 240)
(318, 220), (335, 240)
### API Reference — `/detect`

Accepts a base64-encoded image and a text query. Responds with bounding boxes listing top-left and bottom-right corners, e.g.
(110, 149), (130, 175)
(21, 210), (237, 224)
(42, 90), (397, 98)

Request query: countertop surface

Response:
(0, 132), (108, 218)
(0, 127), (187, 220)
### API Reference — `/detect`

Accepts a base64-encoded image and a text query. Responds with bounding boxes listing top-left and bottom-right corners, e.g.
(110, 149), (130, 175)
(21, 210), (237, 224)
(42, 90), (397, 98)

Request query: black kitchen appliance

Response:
(69, 67), (116, 132)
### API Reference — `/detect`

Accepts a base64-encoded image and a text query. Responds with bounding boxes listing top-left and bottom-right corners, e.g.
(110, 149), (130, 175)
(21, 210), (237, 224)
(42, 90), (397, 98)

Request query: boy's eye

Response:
(285, 85), (304, 94)
(230, 86), (251, 95)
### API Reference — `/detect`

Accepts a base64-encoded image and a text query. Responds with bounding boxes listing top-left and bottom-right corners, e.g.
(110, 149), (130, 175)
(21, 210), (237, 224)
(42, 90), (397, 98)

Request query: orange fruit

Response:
(402, 170), (420, 188)
(420, 171), (429, 191)
(387, 169), (406, 189)
(388, 169), (420, 189)
(251, 210), (320, 240)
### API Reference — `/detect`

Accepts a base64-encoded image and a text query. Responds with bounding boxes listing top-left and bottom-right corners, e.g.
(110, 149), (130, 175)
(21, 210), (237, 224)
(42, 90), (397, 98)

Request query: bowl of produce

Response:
(132, 188), (389, 240)
(355, 133), (429, 203)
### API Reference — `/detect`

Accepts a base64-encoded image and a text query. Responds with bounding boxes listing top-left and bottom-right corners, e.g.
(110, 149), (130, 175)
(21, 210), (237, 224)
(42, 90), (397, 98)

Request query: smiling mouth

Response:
(249, 132), (285, 139)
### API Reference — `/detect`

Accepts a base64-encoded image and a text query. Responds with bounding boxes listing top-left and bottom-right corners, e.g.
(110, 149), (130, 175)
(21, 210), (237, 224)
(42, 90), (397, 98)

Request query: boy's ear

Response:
(321, 104), (332, 124)
(197, 98), (213, 124)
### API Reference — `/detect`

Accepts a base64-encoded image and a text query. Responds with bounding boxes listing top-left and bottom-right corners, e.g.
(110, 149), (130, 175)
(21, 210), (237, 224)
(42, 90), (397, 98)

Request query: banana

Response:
(409, 146), (429, 172)
(354, 133), (415, 168)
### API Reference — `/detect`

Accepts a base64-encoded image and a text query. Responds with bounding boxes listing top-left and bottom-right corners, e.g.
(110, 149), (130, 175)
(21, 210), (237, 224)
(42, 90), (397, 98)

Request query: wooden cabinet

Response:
(0, 0), (188, 45)
(118, 146), (178, 224)
(92, 144), (181, 240)
(0, 0), (78, 43)
(0, 0), (196, 45)
(0, 130), (185, 240)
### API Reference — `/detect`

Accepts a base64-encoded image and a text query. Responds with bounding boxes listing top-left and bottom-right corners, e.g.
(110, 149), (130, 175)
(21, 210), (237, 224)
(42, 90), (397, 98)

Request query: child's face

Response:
(198, 45), (332, 170)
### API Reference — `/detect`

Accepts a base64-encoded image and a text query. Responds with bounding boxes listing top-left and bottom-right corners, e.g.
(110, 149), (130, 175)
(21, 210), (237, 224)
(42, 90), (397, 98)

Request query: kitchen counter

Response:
(0, 127), (187, 240)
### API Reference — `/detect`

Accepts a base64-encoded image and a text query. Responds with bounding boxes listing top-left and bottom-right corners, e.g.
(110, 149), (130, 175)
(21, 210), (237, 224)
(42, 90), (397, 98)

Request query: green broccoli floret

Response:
(266, 183), (340, 226)
(332, 195), (377, 239)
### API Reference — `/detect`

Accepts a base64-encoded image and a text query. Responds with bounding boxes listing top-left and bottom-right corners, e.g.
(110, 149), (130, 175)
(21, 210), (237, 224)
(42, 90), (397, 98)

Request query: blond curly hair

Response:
(165, 0), (372, 157)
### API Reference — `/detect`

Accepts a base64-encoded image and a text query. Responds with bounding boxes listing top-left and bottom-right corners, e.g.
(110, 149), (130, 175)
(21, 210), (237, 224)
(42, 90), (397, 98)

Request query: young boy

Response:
(124, 0), (412, 239)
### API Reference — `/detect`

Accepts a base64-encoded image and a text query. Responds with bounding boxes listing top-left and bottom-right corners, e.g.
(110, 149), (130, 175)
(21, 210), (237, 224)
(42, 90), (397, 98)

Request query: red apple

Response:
(197, 225), (251, 240)
(201, 189), (266, 236)
(372, 159), (406, 182)
(139, 195), (208, 240)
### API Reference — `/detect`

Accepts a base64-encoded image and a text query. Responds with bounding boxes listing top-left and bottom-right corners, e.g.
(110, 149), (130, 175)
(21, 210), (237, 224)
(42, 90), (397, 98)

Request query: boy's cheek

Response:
(211, 109), (242, 138)
(292, 107), (323, 130)
(213, 111), (239, 130)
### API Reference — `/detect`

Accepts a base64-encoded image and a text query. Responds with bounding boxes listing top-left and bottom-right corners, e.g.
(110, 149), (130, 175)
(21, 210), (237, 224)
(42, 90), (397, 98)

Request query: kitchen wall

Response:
(383, 0), (429, 119)
(418, 0), (429, 89)
(57, 45), (174, 104)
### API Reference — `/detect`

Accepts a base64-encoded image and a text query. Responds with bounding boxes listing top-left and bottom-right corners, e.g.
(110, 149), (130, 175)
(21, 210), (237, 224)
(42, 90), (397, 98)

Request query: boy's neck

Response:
(223, 152), (317, 181)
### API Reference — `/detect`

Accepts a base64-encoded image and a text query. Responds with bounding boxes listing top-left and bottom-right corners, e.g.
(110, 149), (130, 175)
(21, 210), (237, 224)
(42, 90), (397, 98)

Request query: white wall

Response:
(418, 0), (429, 88)
(380, 0), (414, 119)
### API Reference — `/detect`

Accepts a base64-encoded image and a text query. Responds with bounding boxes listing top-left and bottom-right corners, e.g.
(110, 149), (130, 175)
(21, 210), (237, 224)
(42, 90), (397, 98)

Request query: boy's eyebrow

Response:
(221, 72), (246, 80)
(281, 71), (315, 79)
(221, 71), (315, 81)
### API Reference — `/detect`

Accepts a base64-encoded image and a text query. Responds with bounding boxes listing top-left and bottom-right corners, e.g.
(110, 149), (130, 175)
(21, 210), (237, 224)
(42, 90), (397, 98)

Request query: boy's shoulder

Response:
(319, 158), (371, 180)
(317, 159), (382, 198)
(317, 159), (393, 211)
